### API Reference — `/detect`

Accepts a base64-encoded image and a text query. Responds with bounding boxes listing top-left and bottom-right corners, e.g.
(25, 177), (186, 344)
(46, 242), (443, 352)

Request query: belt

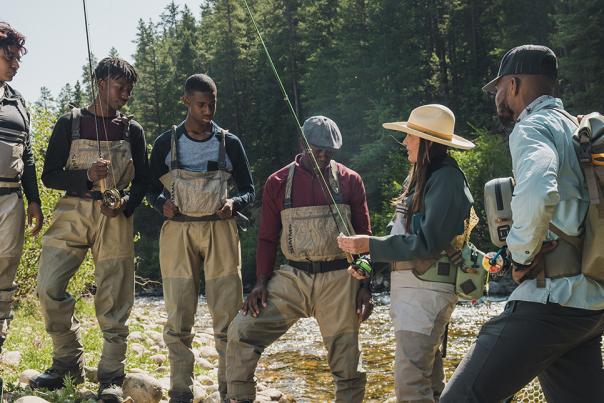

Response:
(392, 261), (415, 271)
(65, 190), (126, 200)
(0, 187), (21, 196)
(287, 259), (348, 274)
(169, 214), (222, 222)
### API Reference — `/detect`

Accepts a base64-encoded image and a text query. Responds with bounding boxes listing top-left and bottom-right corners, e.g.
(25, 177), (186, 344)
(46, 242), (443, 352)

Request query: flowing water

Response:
(254, 295), (547, 402)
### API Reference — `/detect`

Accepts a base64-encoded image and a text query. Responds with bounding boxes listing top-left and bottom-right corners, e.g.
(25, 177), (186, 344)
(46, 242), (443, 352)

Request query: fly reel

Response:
(102, 188), (123, 210)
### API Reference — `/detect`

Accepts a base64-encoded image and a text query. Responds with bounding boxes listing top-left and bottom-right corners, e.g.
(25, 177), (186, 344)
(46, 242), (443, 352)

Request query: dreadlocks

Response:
(93, 57), (138, 84)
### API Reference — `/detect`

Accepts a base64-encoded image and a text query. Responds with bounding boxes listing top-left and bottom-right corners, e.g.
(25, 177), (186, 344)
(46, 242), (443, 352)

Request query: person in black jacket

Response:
(147, 73), (254, 403)
(0, 21), (43, 353)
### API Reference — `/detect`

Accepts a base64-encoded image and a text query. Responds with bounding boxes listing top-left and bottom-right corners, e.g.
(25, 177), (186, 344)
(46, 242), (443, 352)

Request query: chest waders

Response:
(35, 108), (136, 386)
(280, 160), (355, 268)
(158, 124), (242, 401)
(0, 92), (29, 348)
(160, 125), (231, 219)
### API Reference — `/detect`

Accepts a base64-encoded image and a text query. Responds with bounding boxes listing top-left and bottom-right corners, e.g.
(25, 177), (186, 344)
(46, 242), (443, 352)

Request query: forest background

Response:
(18, 0), (604, 298)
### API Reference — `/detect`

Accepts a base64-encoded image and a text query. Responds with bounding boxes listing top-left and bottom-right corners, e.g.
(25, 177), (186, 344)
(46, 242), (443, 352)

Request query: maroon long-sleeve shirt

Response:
(256, 154), (372, 277)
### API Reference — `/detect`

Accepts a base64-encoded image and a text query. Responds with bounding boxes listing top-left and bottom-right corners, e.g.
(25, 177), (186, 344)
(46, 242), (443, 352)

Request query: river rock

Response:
(150, 345), (161, 353)
(158, 376), (171, 390)
(19, 369), (41, 384)
(195, 356), (214, 369)
(15, 397), (50, 403)
(129, 331), (144, 341)
(198, 345), (219, 360)
(1, 350), (21, 366)
(147, 330), (164, 344)
(85, 365), (98, 382)
(262, 388), (282, 400)
(278, 394), (295, 403)
(123, 373), (163, 403)
(131, 342), (145, 357)
(202, 392), (221, 403)
(193, 385), (207, 402)
(77, 387), (97, 400)
(197, 375), (214, 386)
(150, 353), (167, 365)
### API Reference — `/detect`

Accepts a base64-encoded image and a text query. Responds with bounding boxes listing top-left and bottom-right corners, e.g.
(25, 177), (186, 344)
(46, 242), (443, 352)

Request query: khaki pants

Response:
(226, 265), (366, 403)
(37, 196), (134, 383)
(0, 193), (25, 339)
(160, 218), (242, 400)
(390, 275), (457, 403)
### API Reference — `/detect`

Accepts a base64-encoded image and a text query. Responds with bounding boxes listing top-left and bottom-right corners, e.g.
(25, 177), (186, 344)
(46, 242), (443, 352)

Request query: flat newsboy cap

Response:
(482, 44), (558, 93)
(302, 116), (342, 150)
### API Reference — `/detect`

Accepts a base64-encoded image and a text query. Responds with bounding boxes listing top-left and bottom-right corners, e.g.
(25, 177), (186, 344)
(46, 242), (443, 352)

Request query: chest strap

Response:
(170, 123), (228, 172)
(71, 107), (131, 142)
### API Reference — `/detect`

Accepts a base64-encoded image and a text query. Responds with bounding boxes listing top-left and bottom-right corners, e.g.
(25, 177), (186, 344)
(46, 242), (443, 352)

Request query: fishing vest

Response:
(279, 160), (354, 262)
(391, 171), (486, 300)
(65, 108), (134, 191)
(159, 125), (231, 218)
(0, 89), (29, 190)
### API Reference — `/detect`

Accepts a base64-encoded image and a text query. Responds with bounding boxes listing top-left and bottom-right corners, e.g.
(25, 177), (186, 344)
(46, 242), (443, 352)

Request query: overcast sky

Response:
(4, 0), (201, 102)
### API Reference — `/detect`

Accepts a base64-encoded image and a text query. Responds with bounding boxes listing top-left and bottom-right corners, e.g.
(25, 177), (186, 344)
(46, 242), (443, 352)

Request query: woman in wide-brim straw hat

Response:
(338, 104), (475, 402)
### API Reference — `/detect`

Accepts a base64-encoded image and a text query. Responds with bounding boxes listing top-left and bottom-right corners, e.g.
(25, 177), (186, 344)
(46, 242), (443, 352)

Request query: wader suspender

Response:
(283, 160), (342, 209)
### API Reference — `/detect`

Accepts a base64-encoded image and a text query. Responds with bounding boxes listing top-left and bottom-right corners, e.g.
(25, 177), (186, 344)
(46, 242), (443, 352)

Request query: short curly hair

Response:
(0, 22), (27, 56)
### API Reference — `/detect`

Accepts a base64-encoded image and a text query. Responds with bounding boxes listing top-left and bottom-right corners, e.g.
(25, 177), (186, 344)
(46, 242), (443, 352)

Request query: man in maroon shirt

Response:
(226, 116), (372, 403)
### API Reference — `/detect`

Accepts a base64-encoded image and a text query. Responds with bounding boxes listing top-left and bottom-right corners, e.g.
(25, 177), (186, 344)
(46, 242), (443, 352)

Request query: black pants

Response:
(440, 300), (604, 403)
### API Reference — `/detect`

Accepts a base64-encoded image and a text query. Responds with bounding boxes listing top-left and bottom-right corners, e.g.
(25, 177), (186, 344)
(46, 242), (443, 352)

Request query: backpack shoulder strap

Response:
(170, 125), (179, 171)
(71, 108), (82, 140)
(328, 160), (342, 203)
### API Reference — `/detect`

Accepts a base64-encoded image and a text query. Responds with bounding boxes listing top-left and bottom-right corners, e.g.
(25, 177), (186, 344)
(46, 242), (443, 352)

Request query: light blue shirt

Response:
(507, 95), (604, 310)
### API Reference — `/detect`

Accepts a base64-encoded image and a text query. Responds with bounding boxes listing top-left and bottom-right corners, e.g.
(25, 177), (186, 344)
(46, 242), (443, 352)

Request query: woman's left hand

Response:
(337, 235), (370, 254)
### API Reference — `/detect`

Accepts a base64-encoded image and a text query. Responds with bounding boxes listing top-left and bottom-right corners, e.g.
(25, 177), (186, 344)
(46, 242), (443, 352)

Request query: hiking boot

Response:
(98, 383), (124, 403)
(30, 366), (84, 390)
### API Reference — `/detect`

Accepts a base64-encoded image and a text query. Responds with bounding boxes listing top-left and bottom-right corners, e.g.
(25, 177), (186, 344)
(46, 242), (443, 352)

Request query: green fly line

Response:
(241, 0), (353, 237)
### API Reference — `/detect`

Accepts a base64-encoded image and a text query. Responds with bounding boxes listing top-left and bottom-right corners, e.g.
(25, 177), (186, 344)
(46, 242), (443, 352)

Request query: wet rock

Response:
(263, 388), (282, 400)
(19, 369), (41, 385)
(123, 373), (164, 403)
(15, 397), (50, 403)
(278, 395), (295, 403)
(150, 353), (167, 365)
(85, 365), (98, 382)
(1, 350), (21, 366)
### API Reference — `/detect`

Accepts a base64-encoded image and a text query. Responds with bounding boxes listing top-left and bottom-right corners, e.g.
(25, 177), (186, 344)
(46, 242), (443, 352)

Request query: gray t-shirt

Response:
(165, 127), (233, 173)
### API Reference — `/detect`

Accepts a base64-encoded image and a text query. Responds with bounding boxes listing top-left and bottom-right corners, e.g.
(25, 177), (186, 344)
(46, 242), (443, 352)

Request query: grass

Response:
(1, 297), (213, 402)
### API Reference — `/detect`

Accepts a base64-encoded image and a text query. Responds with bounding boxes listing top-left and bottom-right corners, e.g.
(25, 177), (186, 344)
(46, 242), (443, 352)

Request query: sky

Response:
(3, 0), (201, 102)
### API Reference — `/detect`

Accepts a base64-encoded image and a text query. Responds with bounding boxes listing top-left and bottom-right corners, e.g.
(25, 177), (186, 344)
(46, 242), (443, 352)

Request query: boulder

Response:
(14, 397), (51, 403)
(123, 373), (164, 403)
(18, 369), (41, 385)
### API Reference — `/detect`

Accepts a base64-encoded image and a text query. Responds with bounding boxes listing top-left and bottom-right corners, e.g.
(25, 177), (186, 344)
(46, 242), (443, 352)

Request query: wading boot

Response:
(98, 383), (124, 403)
(0, 335), (5, 354)
(30, 366), (84, 390)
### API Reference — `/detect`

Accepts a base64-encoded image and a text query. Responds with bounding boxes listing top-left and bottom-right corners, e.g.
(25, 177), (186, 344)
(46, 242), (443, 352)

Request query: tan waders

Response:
(159, 126), (242, 401)
(36, 108), (135, 384)
(0, 190), (25, 343)
(0, 123), (28, 345)
(227, 161), (366, 403)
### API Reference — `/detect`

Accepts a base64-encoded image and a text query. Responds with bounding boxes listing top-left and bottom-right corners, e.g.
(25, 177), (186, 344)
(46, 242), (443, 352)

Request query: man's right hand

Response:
(242, 277), (269, 317)
(87, 159), (110, 182)
(163, 200), (180, 218)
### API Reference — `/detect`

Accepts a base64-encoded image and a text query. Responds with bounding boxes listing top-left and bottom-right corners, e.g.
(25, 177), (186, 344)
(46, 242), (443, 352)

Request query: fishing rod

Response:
(82, 0), (122, 209)
(241, 0), (373, 277)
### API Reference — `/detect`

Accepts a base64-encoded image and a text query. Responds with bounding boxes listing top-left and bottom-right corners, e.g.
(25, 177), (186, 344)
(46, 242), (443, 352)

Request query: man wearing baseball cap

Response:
(441, 45), (604, 402)
(226, 116), (373, 403)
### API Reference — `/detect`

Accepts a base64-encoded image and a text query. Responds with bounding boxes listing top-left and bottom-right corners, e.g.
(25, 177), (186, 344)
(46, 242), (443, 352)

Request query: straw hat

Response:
(383, 104), (475, 150)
